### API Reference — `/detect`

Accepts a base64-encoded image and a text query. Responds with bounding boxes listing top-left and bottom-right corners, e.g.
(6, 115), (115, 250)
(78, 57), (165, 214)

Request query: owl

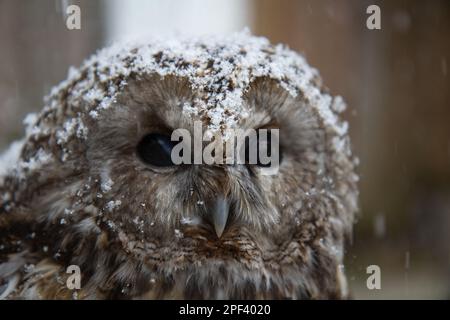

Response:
(0, 31), (358, 299)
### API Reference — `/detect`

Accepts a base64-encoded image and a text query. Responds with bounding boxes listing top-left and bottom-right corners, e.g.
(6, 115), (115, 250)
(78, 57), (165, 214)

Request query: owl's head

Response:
(1, 31), (358, 298)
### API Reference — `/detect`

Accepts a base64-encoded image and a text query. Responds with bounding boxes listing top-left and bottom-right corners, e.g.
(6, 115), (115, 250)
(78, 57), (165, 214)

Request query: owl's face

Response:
(1, 33), (357, 298)
(84, 74), (327, 262)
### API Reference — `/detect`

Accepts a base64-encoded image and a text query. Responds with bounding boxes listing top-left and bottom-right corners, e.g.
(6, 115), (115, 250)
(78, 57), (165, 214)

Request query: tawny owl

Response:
(0, 31), (358, 299)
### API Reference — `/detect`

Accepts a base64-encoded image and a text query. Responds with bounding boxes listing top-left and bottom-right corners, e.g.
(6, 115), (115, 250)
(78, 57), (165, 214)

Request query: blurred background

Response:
(0, 0), (449, 299)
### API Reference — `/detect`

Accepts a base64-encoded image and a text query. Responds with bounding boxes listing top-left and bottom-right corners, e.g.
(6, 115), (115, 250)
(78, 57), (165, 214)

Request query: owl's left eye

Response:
(136, 133), (176, 167)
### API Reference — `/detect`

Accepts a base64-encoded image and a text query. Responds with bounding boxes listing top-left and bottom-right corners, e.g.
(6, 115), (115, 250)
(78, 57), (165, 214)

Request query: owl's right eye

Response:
(136, 133), (176, 167)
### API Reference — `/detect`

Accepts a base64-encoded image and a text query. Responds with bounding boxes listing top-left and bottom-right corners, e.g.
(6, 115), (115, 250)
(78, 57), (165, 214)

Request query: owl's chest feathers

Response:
(2, 191), (345, 299)
(0, 214), (345, 299)
(9, 256), (314, 299)
(4, 233), (343, 299)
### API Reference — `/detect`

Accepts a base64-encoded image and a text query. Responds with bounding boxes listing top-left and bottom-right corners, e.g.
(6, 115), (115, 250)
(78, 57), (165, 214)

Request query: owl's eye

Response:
(137, 133), (176, 167)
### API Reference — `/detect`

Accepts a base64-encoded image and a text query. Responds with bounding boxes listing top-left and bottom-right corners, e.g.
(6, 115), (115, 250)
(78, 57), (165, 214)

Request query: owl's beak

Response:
(212, 196), (229, 238)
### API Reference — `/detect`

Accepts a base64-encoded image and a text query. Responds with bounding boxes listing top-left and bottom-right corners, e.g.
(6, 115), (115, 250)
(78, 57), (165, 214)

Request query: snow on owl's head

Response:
(0, 31), (358, 299)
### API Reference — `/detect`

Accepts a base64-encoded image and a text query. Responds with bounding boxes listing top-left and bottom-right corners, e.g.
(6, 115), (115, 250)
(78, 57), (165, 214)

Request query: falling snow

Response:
(174, 229), (184, 239)
(105, 200), (122, 212)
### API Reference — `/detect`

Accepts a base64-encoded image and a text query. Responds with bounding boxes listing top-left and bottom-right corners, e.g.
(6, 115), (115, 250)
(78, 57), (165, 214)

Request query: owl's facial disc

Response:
(80, 76), (347, 265)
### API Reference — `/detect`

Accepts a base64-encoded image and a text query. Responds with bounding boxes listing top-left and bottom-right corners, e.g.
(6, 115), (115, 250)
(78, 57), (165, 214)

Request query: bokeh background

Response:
(0, 0), (449, 299)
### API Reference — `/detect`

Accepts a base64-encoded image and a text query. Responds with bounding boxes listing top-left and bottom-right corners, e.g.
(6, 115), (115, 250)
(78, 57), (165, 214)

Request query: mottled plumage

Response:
(0, 32), (358, 299)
